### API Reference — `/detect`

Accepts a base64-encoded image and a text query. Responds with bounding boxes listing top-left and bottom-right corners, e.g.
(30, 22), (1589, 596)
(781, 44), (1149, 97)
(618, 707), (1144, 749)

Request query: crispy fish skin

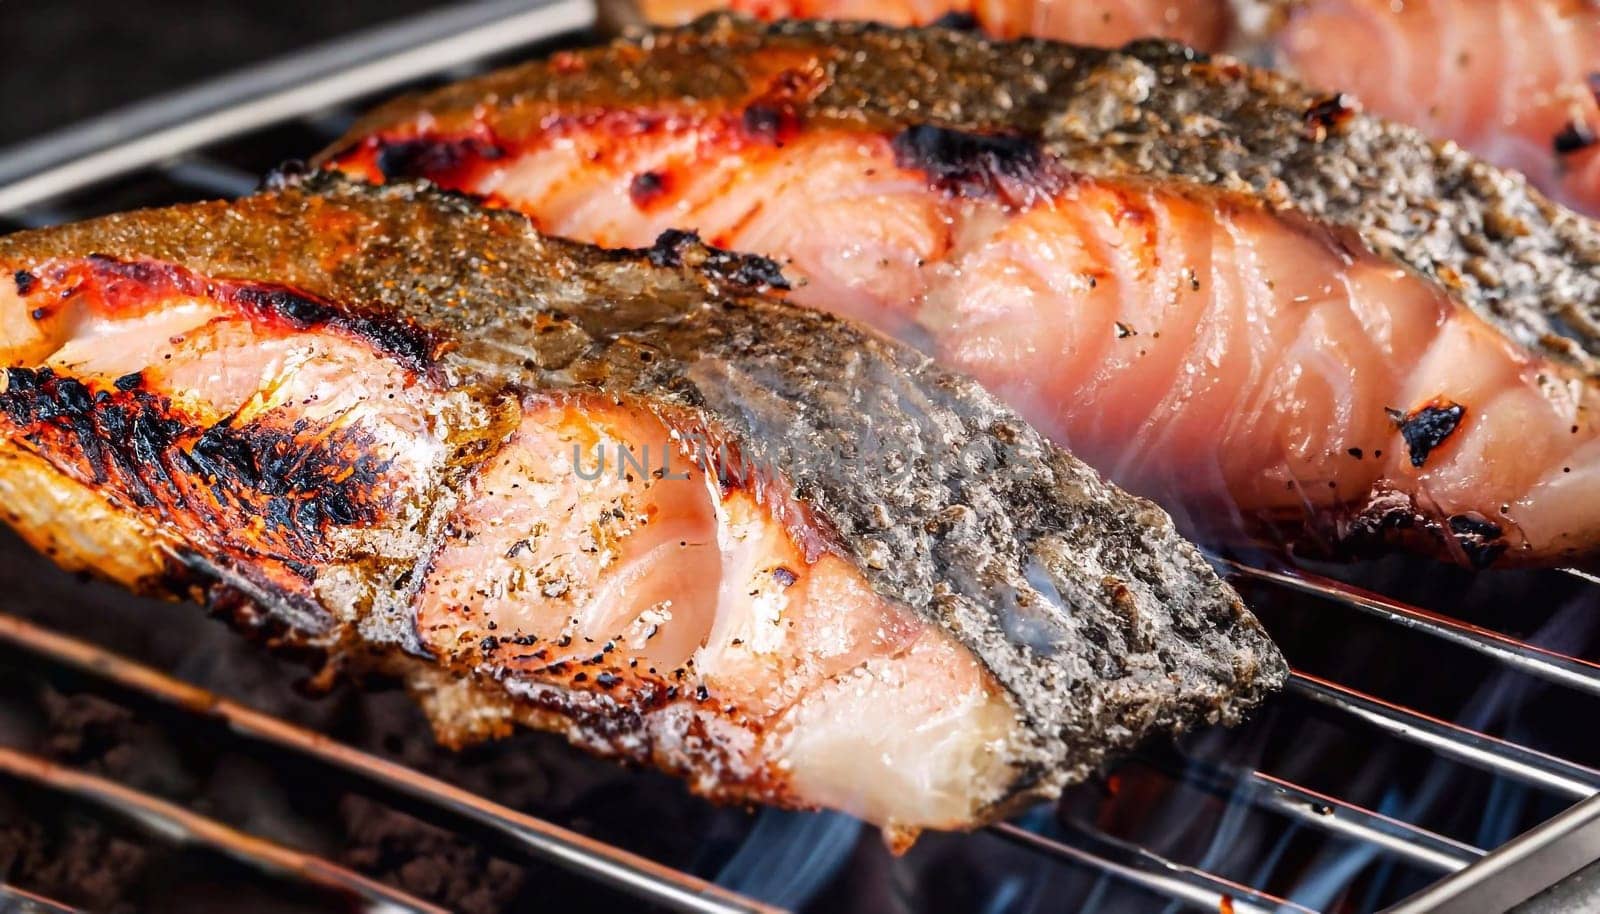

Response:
(329, 15), (1600, 374)
(0, 175), (1283, 832)
(619, 0), (1241, 49)
(623, 1), (1600, 217)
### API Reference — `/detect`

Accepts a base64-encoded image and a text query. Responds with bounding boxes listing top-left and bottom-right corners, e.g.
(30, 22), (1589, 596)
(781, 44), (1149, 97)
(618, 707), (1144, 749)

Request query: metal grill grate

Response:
(1, 2), (1598, 911)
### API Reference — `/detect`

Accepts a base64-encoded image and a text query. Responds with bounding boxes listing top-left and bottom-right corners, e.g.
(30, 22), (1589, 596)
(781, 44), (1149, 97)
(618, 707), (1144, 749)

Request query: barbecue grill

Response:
(2, 2), (1599, 911)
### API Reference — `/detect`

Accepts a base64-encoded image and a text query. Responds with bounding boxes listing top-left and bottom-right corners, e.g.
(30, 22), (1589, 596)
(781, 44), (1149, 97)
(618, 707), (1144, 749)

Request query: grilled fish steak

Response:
(625, 1), (1600, 216)
(0, 176), (1283, 835)
(323, 16), (1600, 569)
(624, 0), (1239, 49)
(1274, 0), (1600, 216)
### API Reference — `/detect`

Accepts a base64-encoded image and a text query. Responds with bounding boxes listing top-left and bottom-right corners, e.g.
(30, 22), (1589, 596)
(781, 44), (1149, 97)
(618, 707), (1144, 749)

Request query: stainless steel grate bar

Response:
(990, 820), (1316, 914)
(0, 0), (594, 214)
(1560, 567), (1600, 587)
(0, 745), (447, 914)
(1161, 758), (1483, 873)
(1241, 770), (1481, 873)
(160, 156), (263, 198)
(1223, 559), (1600, 698)
(1289, 672), (1600, 800)
(0, 615), (1354, 914)
(0, 612), (782, 914)
(1383, 790), (1600, 913)
(0, 884), (87, 914)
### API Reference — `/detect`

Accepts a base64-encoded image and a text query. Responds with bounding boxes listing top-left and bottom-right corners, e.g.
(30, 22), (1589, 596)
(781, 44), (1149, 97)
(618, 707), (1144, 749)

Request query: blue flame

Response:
(714, 809), (861, 909)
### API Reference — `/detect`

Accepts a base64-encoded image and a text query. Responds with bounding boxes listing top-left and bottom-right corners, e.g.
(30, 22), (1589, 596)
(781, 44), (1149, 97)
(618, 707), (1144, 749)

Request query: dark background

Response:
(0, 1), (441, 148)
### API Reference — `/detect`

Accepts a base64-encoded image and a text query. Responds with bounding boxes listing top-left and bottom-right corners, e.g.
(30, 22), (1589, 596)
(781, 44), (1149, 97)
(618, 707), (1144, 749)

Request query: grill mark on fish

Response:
(0, 368), (390, 542)
(0, 364), (394, 624)
(375, 135), (506, 185)
(890, 125), (1064, 203)
(45, 255), (441, 370)
(0, 176), (1283, 833)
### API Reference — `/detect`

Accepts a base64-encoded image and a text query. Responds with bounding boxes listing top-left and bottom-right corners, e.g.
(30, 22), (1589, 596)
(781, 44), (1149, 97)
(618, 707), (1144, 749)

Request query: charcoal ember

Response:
(339, 795), (524, 914)
(0, 811), (148, 913)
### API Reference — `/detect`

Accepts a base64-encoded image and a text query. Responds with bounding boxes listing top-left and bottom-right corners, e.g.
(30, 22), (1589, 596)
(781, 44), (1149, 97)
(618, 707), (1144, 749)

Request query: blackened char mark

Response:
(72, 257), (439, 371)
(1554, 121), (1597, 156)
(1448, 513), (1508, 569)
(741, 104), (790, 143)
(628, 171), (670, 209)
(645, 229), (790, 292)
(374, 136), (504, 183)
(0, 367), (391, 563)
(233, 285), (336, 325)
(1305, 94), (1358, 139)
(196, 566), (338, 643)
(225, 280), (438, 369)
(928, 11), (979, 30)
(1387, 400), (1466, 467)
(1119, 37), (1210, 65)
(891, 125), (1063, 204)
(328, 310), (439, 372)
(1319, 488), (1509, 568)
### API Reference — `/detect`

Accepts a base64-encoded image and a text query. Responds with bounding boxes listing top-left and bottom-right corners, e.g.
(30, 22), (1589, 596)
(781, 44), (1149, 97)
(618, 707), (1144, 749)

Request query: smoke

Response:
(714, 809), (862, 910)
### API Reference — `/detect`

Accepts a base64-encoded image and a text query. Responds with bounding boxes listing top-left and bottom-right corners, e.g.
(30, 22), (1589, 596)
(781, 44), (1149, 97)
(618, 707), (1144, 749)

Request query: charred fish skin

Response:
(0, 176), (1284, 831)
(326, 15), (1600, 374)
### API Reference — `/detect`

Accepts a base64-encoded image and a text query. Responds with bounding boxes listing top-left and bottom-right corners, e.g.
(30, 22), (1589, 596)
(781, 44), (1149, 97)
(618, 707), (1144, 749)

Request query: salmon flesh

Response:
(323, 16), (1600, 569)
(0, 175), (1284, 835)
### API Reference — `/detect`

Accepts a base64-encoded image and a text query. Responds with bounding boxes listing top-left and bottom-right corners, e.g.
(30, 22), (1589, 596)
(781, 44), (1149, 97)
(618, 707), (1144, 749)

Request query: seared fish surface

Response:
(1274, 0), (1600, 216)
(626, 0), (1238, 49)
(0, 176), (1283, 835)
(628, 1), (1600, 216)
(325, 15), (1600, 568)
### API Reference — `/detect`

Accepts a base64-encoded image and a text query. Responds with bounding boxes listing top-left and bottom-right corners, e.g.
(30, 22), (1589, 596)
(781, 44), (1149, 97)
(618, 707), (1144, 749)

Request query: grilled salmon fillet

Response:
(1276, 0), (1600, 216)
(323, 16), (1600, 569)
(626, 0), (1238, 48)
(626, 1), (1600, 216)
(0, 175), (1283, 836)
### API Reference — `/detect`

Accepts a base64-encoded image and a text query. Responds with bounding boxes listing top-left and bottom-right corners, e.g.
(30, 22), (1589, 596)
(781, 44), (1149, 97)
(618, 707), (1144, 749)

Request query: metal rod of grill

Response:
(1288, 672), (1600, 800)
(0, 0), (595, 214)
(1383, 790), (1600, 912)
(1222, 560), (1600, 698)
(0, 612), (1341, 914)
(1153, 757), (1483, 874)
(160, 156), (262, 198)
(0, 884), (87, 914)
(0, 745), (446, 914)
(0, 612), (781, 914)
(990, 820), (1315, 914)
